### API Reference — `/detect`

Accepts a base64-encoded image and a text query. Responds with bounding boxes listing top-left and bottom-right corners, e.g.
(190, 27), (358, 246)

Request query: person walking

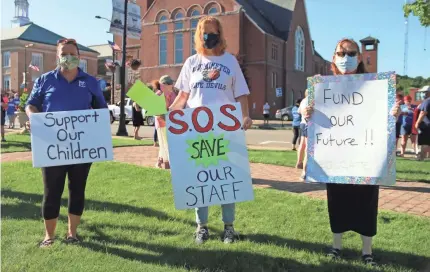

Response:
(291, 99), (302, 151)
(170, 16), (252, 245)
(303, 38), (400, 266)
(263, 102), (270, 125)
(25, 38), (107, 247)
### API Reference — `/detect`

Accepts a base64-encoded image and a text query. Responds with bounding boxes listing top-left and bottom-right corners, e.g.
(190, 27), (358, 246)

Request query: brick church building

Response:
(115, 0), (377, 118)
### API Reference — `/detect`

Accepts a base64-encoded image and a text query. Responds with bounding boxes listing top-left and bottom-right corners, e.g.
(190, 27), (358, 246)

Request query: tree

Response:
(404, 0), (430, 27)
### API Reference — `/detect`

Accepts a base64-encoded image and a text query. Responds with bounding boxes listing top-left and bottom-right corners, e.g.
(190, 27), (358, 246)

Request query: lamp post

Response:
(95, 6), (128, 136)
(24, 43), (34, 92)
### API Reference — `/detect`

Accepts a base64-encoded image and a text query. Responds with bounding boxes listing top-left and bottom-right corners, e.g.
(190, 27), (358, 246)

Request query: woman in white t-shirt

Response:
(170, 16), (252, 245)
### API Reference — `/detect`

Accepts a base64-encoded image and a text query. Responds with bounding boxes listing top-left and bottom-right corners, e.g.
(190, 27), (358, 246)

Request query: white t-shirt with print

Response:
(298, 97), (308, 124)
(175, 53), (250, 108)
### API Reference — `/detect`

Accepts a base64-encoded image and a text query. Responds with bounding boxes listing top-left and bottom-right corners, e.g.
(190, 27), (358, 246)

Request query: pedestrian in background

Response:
(263, 102), (270, 125)
(146, 82), (159, 147)
(291, 98), (302, 151)
(6, 95), (17, 129)
(155, 75), (176, 169)
(395, 93), (404, 155)
(296, 89), (308, 173)
(170, 16), (252, 245)
(1, 94), (7, 142)
(415, 87), (430, 160)
(399, 95), (417, 156)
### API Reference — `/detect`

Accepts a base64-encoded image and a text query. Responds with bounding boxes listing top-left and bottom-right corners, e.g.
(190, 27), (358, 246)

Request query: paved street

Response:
(110, 122), (295, 149)
(110, 122), (415, 151)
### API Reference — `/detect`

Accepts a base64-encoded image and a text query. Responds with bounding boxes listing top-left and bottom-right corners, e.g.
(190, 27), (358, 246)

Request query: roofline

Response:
(241, 8), (286, 41)
(88, 44), (110, 47)
(15, 37), (100, 54)
(303, 0), (314, 56)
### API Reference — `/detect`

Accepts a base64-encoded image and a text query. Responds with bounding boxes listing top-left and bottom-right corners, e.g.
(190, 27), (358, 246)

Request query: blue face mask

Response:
(335, 55), (358, 73)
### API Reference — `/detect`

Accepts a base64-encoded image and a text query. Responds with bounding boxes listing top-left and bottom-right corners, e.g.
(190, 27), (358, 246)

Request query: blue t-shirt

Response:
(292, 106), (301, 127)
(418, 97), (430, 129)
(26, 68), (108, 112)
(7, 101), (16, 115)
(401, 104), (417, 126)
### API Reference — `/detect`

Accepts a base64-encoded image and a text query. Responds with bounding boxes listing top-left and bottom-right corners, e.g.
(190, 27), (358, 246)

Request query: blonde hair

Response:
(194, 16), (227, 56)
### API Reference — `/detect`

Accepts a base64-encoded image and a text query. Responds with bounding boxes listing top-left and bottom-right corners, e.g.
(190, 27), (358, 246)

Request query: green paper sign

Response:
(126, 80), (167, 116)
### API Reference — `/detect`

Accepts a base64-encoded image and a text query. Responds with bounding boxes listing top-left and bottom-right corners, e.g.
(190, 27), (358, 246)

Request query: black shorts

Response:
(300, 123), (307, 138)
(1, 110), (5, 126)
(396, 122), (401, 139)
(418, 128), (430, 146)
(263, 114), (269, 119)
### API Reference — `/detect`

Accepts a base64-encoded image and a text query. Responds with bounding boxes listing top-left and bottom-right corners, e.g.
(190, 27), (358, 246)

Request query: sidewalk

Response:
(2, 146), (429, 217)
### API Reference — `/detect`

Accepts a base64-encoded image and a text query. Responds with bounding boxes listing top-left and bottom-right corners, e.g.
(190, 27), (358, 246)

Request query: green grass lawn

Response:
(1, 133), (152, 153)
(248, 150), (430, 183)
(2, 162), (430, 272)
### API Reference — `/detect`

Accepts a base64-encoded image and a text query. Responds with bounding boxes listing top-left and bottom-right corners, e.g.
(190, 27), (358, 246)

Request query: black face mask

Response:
(203, 33), (220, 49)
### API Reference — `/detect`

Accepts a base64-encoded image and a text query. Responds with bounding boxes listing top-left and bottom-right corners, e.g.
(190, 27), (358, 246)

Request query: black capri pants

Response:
(41, 163), (92, 220)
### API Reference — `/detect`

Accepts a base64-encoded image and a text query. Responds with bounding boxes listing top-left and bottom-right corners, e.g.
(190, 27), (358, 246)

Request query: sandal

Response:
(65, 235), (80, 244)
(327, 248), (341, 260)
(362, 254), (378, 266)
(39, 238), (55, 248)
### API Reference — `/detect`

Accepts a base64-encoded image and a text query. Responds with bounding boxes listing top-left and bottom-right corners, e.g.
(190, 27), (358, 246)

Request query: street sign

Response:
(109, 0), (142, 39)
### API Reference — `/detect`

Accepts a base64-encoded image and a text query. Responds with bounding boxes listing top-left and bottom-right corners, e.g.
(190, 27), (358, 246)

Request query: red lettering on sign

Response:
(218, 104), (241, 131)
(168, 110), (188, 134)
(192, 107), (214, 133)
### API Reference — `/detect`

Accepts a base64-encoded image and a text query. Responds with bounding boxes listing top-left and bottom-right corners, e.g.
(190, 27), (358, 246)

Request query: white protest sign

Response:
(306, 72), (396, 185)
(167, 103), (254, 210)
(30, 109), (113, 168)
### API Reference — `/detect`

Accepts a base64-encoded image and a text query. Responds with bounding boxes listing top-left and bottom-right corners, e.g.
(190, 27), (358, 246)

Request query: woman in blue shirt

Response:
(26, 38), (107, 248)
(399, 95), (417, 156)
(6, 95), (17, 129)
(291, 99), (302, 150)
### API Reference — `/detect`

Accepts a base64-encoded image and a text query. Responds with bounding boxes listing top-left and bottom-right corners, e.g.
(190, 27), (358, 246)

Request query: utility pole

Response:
(116, 0), (128, 136)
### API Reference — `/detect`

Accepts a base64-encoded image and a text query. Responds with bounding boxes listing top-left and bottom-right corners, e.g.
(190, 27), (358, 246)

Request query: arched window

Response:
(190, 10), (200, 55)
(208, 7), (218, 15)
(174, 12), (184, 64)
(159, 15), (168, 65)
(295, 26), (305, 71)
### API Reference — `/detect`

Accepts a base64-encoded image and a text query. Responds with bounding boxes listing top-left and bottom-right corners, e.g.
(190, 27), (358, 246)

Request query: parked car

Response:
(108, 98), (155, 126)
(275, 106), (294, 121)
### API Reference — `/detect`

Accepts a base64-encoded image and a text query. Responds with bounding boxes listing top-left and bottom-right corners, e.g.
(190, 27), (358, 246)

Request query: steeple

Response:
(11, 0), (31, 27)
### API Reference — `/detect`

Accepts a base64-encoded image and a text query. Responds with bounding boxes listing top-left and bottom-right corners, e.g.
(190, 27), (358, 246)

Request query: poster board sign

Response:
(110, 0), (142, 40)
(276, 87), (283, 97)
(306, 72), (396, 186)
(167, 103), (254, 210)
(126, 80), (167, 116)
(30, 109), (113, 168)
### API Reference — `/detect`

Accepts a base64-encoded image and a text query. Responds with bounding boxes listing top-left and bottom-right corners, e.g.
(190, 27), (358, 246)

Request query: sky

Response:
(1, 0), (429, 78)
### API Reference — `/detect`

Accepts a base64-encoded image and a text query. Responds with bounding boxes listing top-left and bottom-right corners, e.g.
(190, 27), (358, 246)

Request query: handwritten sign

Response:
(30, 109), (113, 168)
(306, 72), (396, 185)
(167, 103), (254, 210)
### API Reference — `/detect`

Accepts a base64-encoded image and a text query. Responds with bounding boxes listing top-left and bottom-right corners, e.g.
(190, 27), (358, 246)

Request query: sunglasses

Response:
(57, 38), (77, 45)
(336, 51), (358, 57)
